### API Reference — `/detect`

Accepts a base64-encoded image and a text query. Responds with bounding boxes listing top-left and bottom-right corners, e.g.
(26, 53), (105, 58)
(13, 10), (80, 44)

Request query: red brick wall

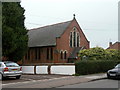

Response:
(23, 47), (67, 64)
(56, 18), (89, 62)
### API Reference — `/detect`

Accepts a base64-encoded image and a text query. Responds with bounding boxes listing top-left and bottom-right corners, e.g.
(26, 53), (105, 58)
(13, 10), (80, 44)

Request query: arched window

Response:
(60, 51), (63, 59)
(64, 51), (67, 59)
(69, 27), (80, 47)
(70, 32), (73, 47)
(77, 33), (80, 47)
(73, 31), (76, 47)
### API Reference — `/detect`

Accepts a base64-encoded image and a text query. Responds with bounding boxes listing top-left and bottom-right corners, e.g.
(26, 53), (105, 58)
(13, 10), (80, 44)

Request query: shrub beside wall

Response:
(75, 60), (120, 75)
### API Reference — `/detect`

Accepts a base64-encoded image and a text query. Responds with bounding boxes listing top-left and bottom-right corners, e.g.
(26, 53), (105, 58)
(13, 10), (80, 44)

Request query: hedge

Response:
(75, 60), (120, 75)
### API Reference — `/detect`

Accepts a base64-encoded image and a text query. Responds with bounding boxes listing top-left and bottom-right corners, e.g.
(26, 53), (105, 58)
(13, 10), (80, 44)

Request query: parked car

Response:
(107, 64), (120, 79)
(0, 61), (22, 79)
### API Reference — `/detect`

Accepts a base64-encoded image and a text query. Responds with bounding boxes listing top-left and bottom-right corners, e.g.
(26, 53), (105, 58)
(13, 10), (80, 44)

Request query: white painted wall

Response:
(36, 66), (48, 74)
(22, 66), (34, 74)
(22, 65), (75, 75)
(51, 65), (75, 75)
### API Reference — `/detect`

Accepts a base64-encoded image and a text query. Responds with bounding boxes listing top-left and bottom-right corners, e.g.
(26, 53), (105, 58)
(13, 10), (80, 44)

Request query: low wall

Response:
(22, 64), (75, 75)
(22, 66), (34, 74)
(36, 66), (48, 74)
(51, 65), (75, 75)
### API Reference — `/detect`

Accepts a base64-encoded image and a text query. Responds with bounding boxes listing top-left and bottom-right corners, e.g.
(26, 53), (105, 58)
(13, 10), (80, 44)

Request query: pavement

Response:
(2, 73), (107, 88)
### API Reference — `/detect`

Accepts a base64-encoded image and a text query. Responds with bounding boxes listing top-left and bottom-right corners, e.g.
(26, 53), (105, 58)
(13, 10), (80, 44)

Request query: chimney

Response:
(109, 42), (112, 47)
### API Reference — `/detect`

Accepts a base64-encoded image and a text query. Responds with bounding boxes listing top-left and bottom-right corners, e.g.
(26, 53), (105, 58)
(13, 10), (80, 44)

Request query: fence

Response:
(22, 63), (75, 75)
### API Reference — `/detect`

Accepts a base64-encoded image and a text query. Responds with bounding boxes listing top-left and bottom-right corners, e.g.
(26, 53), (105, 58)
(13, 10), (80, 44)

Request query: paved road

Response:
(58, 79), (119, 88)
(2, 73), (107, 88)
(2, 74), (73, 88)
(2, 74), (69, 84)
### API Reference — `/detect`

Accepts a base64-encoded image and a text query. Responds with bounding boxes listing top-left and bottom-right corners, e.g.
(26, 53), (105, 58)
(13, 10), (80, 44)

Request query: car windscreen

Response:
(4, 62), (19, 67)
(115, 64), (120, 68)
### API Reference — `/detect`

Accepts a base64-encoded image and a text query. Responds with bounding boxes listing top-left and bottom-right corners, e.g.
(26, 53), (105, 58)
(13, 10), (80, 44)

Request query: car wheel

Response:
(0, 73), (2, 80)
(0, 73), (5, 80)
(107, 74), (111, 79)
(16, 75), (21, 79)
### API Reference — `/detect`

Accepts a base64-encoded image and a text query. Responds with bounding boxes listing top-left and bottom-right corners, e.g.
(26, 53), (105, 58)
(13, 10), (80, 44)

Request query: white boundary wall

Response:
(22, 65), (75, 75)
(51, 65), (75, 75)
(22, 66), (34, 74)
(36, 66), (48, 74)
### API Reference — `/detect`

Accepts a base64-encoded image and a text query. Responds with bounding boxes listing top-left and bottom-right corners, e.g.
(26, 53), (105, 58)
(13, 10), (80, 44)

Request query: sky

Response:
(20, 0), (119, 49)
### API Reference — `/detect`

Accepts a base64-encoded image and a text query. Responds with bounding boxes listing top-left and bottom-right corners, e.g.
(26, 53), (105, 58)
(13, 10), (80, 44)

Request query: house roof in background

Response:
(28, 20), (72, 47)
(107, 41), (120, 50)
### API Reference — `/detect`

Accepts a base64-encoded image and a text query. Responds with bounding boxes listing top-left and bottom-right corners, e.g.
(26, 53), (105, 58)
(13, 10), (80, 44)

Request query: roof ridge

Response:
(113, 42), (120, 45)
(29, 20), (72, 31)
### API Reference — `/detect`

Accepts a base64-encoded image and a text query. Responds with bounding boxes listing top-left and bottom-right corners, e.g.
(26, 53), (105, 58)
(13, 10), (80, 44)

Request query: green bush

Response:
(78, 47), (120, 61)
(75, 60), (120, 75)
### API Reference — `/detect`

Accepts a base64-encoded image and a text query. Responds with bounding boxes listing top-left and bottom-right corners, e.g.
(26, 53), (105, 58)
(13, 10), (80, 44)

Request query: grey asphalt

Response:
(2, 74), (69, 84)
(58, 79), (119, 88)
(2, 73), (107, 88)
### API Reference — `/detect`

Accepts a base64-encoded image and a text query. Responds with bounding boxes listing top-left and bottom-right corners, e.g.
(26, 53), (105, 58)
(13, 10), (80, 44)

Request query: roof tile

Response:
(28, 20), (72, 47)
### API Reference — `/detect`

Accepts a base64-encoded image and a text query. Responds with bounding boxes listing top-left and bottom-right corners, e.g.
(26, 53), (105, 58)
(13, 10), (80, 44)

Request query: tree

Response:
(79, 47), (106, 60)
(105, 49), (120, 60)
(2, 2), (28, 62)
(78, 47), (120, 60)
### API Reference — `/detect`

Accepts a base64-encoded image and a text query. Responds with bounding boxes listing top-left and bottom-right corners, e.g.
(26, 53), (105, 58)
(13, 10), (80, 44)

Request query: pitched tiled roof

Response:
(28, 20), (72, 47)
